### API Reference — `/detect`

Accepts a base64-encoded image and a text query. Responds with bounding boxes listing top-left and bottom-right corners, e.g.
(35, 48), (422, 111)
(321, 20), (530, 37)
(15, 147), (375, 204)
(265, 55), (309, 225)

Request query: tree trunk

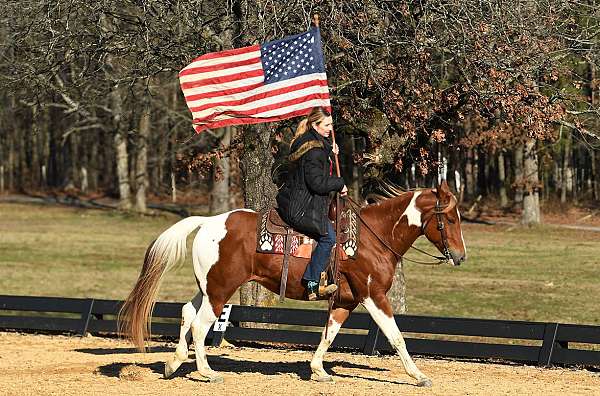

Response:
(134, 95), (150, 213)
(209, 127), (231, 214)
(590, 62), (599, 201)
(522, 139), (541, 225)
(498, 151), (508, 208)
(387, 260), (407, 313)
(111, 88), (132, 210)
(514, 144), (524, 209)
(238, 124), (278, 307)
(40, 107), (50, 190)
(465, 149), (474, 200)
(592, 150), (598, 201)
(561, 131), (572, 204)
(8, 133), (14, 191)
(30, 106), (40, 190)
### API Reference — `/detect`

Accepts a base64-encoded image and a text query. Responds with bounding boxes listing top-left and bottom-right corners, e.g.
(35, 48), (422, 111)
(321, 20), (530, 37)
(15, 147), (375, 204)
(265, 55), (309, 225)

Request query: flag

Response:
(179, 27), (331, 133)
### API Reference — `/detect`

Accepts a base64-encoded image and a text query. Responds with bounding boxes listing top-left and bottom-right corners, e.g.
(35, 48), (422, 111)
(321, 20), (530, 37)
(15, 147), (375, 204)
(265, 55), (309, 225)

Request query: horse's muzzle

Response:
(450, 250), (466, 266)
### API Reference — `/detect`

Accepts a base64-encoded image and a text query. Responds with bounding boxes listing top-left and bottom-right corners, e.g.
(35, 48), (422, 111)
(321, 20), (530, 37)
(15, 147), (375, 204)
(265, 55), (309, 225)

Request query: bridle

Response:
(418, 197), (455, 262)
(345, 195), (455, 265)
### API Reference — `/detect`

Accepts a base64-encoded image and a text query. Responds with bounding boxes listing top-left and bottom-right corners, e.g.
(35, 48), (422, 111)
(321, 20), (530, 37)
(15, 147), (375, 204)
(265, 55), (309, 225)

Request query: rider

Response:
(276, 107), (348, 301)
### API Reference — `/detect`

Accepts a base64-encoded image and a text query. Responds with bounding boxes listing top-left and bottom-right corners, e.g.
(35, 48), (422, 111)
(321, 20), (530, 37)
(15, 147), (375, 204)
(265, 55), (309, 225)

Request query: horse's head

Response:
(419, 180), (467, 266)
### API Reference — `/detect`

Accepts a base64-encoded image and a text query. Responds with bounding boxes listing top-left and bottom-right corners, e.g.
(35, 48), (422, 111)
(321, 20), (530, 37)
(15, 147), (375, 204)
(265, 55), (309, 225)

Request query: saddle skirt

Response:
(256, 208), (359, 260)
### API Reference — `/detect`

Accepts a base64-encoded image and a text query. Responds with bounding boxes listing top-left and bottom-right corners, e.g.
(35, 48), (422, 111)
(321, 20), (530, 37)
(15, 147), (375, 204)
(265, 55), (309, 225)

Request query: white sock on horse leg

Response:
(362, 297), (428, 381)
(310, 316), (342, 377)
(190, 297), (218, 375)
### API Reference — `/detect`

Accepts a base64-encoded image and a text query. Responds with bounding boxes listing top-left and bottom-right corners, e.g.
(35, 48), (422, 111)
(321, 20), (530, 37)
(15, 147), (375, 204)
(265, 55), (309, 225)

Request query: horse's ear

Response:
(437, 180), (451, 199)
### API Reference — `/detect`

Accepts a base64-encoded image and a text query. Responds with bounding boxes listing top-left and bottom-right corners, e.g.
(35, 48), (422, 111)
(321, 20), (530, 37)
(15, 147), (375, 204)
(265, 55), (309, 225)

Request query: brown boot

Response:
(319, 283), (338, 297)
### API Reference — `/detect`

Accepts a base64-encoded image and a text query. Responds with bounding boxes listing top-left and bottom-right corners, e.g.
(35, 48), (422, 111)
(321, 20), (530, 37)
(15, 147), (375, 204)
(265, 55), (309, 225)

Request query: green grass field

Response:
(1, 203), (598, 325)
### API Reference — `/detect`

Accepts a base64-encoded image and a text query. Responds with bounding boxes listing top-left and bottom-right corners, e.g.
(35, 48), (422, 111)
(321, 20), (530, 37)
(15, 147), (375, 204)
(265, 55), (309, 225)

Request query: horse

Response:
(118, 180), (467, 387)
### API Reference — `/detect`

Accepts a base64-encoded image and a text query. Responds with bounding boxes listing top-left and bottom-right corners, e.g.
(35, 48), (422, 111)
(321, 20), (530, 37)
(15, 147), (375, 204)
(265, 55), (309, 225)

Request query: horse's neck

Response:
(362, 191), (426, 256)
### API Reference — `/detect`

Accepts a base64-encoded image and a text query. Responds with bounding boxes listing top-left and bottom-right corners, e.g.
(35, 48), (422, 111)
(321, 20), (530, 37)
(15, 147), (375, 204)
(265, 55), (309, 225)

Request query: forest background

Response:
(1, 1), (599, 312)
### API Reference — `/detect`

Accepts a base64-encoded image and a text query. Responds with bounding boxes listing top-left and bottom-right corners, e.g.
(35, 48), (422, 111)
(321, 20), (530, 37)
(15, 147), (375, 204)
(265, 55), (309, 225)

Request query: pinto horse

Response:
(119, 180), (467, 387)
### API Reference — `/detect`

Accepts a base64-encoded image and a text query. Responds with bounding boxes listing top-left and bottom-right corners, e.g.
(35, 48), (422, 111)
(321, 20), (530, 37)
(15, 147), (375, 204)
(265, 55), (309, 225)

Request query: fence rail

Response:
(1, 295), (599, 367)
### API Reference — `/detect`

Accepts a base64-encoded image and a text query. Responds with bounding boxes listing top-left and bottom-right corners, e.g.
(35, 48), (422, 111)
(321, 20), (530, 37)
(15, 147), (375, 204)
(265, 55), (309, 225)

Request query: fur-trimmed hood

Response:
(288, 129), (332, 162)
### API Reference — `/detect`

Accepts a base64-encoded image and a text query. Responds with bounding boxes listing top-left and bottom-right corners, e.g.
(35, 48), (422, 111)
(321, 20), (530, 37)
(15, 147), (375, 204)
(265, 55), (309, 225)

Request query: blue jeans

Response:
(303, 221), (336, 282)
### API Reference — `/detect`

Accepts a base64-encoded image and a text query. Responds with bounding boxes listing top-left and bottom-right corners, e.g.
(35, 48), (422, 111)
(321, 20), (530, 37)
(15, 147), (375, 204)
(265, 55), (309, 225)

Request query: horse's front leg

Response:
(310, 305), (355, 381)
(362, 295), (432, 387)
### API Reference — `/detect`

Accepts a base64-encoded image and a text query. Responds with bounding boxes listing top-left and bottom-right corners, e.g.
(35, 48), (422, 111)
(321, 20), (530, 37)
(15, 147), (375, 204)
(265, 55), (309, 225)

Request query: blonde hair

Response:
(291, 107), (331, 145)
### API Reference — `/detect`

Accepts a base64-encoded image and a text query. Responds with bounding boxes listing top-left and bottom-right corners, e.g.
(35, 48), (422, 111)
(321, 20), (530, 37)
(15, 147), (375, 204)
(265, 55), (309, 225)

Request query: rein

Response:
(345, 195), (451, 266)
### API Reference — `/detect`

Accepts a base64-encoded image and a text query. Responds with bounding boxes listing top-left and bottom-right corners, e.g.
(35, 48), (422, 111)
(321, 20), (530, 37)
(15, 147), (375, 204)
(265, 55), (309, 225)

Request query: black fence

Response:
(1, 294), (599, 367)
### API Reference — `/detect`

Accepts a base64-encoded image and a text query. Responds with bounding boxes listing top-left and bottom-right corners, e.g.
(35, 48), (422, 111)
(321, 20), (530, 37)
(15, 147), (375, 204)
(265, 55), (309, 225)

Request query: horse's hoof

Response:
(197, 371), (224, 383)
(311, 373), (334, 382)
(417, 378), (433, 387)
(164, 359), (181, 379)
(207, 375), (224, 383)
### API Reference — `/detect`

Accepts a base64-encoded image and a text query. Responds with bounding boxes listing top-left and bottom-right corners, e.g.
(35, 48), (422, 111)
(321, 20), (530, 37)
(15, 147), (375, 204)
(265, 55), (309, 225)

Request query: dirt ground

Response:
(0, 332), (598, 396)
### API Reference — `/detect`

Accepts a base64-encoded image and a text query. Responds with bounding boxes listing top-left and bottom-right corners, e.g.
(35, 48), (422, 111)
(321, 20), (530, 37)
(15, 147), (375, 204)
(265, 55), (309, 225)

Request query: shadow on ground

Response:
(76, 346), (172, 355)
(95, 354), (407, 384)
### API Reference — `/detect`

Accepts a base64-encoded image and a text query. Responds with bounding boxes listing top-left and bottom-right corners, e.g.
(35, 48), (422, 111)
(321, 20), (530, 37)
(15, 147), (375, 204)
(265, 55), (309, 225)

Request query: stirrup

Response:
(307, 284), (337, 301)
(319, 271), (337, 297)
(319, 283), (338, 296)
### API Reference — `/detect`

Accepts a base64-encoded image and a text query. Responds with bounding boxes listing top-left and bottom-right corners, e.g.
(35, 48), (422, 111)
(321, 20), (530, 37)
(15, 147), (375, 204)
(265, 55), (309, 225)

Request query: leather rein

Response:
(344, 195), (453, 266)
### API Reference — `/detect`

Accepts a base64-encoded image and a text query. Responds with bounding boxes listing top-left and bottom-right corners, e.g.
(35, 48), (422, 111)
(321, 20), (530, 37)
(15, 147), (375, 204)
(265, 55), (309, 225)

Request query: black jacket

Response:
(276, 128), (345, 237)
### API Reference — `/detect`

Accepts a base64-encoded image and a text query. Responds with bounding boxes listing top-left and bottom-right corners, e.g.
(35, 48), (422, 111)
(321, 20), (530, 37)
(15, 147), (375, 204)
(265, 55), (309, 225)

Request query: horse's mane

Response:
(363, 181), (428, 206)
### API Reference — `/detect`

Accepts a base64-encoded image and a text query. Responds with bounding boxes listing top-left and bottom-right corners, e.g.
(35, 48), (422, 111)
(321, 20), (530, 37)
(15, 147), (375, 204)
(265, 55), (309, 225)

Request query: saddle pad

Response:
(256, 209), (359, 260)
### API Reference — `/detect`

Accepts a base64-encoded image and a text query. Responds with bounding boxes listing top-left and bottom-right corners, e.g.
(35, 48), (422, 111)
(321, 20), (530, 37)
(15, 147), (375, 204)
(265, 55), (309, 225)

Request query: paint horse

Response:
(119, 180), (467, 387)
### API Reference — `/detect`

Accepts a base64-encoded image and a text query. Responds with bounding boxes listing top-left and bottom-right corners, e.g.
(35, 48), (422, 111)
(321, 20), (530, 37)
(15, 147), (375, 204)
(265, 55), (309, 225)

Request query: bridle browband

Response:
(345, 194), (455, 265)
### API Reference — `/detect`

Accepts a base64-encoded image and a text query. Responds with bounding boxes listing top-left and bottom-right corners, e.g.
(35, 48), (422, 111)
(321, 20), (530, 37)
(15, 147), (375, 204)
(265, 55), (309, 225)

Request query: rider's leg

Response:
(303, 222), (336, 299)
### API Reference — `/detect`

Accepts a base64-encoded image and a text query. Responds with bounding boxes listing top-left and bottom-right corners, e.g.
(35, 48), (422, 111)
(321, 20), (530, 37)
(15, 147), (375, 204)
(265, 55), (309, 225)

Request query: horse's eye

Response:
(447, 218), (456, 224)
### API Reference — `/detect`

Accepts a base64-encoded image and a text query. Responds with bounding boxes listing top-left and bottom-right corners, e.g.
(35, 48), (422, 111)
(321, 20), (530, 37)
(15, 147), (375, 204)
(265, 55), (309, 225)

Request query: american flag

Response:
(179, 27), (331, 133)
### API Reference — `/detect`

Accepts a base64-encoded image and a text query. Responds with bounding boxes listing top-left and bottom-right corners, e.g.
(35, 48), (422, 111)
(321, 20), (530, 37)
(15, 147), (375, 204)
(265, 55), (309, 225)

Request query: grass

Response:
(1, 202), (599, 326)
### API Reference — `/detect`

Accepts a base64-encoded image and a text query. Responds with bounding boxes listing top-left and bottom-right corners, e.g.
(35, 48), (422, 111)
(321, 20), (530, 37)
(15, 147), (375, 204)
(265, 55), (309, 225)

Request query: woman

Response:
(276, 107), (348, 301)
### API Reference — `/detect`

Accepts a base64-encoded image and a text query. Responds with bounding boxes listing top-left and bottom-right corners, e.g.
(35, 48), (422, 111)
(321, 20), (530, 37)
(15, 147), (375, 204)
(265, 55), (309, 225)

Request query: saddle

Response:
(256, 205), (360, 302)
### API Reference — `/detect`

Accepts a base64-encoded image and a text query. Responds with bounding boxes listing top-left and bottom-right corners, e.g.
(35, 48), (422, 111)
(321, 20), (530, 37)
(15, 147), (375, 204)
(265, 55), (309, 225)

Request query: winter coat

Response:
(276, 128), (345, 237)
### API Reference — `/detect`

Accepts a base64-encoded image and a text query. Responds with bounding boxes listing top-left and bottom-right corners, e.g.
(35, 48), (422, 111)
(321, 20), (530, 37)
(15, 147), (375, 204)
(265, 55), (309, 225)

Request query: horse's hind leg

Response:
(190, 295), (223, 382)
(310, 305), (354, 381)
(164, 291), (203, 378)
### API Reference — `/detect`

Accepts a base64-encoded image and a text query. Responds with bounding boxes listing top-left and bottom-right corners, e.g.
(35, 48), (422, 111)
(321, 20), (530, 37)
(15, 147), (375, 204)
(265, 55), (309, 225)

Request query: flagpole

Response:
(313, 14), (341, 179)
(313, 14), (342, 319)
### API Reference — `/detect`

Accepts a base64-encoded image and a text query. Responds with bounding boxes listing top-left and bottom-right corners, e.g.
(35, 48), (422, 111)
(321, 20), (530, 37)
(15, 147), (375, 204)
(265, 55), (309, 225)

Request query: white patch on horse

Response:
(310, 317), (342, 378)
(362, 297), (428, 381)
(192, 209), (254, 294)
(367, 274), (372, 296)
(177, 302), (196, 358)
(392, 191), (422, 236)
(457, 210), (467, 256)
(190, 296), (219, 376)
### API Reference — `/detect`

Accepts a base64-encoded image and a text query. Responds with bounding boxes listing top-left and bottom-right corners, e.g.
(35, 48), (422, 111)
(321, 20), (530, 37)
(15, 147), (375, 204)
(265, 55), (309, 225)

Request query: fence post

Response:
(362, 317), (380, 355)
(538, 323), (559, 366)
(79, 299), (95, 336)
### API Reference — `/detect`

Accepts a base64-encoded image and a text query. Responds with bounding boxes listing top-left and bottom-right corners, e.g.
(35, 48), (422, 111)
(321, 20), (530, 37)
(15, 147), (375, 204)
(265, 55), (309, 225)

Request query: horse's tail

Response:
(118, 216), (207, 351)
